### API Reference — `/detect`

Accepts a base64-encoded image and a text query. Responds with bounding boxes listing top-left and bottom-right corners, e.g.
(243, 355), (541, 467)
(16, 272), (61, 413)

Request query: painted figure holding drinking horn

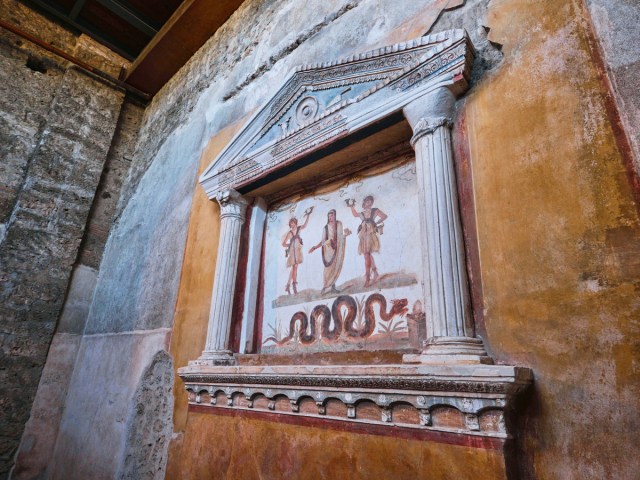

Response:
(282, 207), (313, 294)
(347, 196), (387, 287)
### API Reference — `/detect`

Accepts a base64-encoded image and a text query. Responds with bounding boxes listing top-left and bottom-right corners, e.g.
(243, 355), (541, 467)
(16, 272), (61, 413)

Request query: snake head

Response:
(390, 298), (409, 317)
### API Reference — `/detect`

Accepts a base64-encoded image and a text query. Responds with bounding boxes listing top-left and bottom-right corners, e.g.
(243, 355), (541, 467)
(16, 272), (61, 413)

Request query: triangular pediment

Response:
(200, 29), (474, 198)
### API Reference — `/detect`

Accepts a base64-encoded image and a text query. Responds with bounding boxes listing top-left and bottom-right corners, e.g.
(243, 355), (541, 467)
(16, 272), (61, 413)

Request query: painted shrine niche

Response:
(261, 156), (426, 354)
(180, 31), (532, 442)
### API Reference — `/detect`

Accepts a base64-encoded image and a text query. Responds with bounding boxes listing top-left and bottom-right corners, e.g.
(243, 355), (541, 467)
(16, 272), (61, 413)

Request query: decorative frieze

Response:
(392, 44), (471, 91)
(271, 114), (347, 156)
(267, 46), (419, 127)
(180, 364), (531, 438)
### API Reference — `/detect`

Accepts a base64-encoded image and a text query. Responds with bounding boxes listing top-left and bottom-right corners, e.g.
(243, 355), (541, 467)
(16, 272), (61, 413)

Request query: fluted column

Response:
(194, 189), (248, 366)
(403, 88), (490, 364)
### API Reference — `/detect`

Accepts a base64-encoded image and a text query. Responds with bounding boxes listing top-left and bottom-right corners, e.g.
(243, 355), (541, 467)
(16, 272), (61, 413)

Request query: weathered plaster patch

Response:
(426, 0), (504, 85)
(48, 329), (171, 479)
(577, 278), (604, 293)
(223, 1), (363, 100)
(118, 350), (174, 480)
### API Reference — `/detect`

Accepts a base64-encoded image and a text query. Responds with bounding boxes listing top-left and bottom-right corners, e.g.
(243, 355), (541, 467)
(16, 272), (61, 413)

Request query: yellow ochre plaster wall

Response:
(461, 0), (640, 477)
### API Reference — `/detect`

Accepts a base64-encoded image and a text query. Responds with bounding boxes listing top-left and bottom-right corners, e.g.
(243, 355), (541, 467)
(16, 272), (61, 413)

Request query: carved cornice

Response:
(392, 43), (469, 92)
(180, 373), (524, 395)
(409, 116), (454, 146)
(178, 364), (532, 438)
(270, 114), (347, 156)
(199, 29), (475, 199)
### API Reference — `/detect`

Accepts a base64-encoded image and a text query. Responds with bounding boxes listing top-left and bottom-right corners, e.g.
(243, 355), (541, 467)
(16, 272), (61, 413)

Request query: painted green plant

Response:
(379, 317), (406, 340)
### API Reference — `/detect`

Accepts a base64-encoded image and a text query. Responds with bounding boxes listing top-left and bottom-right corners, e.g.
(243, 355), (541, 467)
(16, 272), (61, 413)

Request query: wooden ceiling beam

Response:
(124, 0), (244, 96)
(69, 0), (88, 20)
(95, 0), (159, 36)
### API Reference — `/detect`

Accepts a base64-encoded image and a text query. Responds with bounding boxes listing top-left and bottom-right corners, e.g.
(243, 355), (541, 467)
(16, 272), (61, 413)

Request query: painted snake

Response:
(265, 293), (408, 345)
(344, 293), (409, 338)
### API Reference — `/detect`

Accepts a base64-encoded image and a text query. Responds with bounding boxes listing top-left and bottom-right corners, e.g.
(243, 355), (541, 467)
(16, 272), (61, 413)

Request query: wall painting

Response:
(261, 157), (426, 353)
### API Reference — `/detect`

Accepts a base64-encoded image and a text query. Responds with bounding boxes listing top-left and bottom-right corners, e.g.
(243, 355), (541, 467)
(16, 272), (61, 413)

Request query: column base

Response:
(403, 336), (493, 365)
(189, 350), (236, 366)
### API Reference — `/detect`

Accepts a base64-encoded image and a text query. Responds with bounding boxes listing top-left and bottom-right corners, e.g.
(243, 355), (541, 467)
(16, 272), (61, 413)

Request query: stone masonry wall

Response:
(0, 1), (130, 476)
(11, 99), (144, 480)
(78, 101), (145, 270)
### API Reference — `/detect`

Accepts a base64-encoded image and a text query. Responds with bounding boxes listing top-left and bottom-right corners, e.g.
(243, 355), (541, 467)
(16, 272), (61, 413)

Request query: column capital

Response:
(410, 117), (453, 146)
(403, 87), (455, 131)
(215, 189), (249, 220)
